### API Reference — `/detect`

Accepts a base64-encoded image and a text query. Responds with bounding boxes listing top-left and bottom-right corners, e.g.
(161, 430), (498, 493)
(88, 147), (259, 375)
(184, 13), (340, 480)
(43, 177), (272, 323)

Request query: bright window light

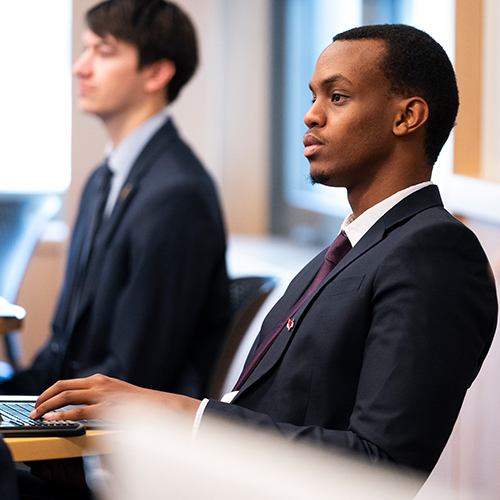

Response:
(0, 0), (72, 193)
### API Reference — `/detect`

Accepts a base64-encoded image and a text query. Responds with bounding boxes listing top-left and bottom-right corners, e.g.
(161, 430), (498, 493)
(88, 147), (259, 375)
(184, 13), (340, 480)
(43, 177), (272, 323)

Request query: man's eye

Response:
(96, 44), (116, 57)
(332, 94), (343, 102)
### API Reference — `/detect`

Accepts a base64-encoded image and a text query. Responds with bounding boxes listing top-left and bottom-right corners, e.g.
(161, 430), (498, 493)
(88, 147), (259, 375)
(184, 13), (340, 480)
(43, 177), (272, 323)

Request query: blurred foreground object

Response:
(92, 402), (433, 500)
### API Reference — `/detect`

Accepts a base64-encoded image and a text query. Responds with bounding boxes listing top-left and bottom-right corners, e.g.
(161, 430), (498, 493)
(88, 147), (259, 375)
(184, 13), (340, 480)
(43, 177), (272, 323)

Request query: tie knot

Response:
(100, 161), (113, 180)
(98, 162), (113, 193)
(325, 230), (351, 266)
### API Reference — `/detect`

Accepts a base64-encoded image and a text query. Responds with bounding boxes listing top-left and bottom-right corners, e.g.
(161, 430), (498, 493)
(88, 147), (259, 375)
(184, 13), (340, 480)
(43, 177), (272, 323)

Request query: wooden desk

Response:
(0, 297), (25, 334)
(1, 300), (112, 463)
(5, 430), (114, 462)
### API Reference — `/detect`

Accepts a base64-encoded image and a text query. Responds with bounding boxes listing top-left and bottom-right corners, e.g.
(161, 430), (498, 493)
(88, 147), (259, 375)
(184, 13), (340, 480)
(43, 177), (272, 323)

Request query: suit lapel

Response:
(233, 185), (444, 398)
(256, 252), (325, 339)
(68, 119), (179, 331)
(238, 253), (324, 372)
(236, 230), (385, 395)
(55, 170), (104, 332)
(290, 184), (444, 324)
(101, 119), (178, 247)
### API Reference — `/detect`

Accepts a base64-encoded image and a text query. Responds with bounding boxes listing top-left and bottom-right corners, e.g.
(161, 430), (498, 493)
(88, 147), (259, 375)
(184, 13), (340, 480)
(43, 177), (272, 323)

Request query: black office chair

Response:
(0, 195), (61, 377)
(208, 275), (278, 399)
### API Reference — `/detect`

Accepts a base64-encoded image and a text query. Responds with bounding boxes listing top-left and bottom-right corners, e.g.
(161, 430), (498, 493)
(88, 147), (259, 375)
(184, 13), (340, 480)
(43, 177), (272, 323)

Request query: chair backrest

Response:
(0, 195), (61, 302)
(0, 195), (61, 371)
(208, 276), (277, 399)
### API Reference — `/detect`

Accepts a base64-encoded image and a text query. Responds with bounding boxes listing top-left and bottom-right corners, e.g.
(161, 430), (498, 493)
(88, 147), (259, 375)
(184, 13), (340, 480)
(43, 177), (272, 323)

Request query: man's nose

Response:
(304, 100), (325, 128)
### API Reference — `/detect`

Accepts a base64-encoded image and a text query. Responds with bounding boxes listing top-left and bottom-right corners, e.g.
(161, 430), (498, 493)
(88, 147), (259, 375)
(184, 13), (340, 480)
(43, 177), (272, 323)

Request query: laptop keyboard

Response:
(0, 402), (85, 437)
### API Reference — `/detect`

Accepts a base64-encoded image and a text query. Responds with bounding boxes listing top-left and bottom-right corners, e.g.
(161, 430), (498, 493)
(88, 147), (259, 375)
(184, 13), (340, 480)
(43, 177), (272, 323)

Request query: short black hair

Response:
(334, 24), (459, 166)
(87, 0), (198, 103)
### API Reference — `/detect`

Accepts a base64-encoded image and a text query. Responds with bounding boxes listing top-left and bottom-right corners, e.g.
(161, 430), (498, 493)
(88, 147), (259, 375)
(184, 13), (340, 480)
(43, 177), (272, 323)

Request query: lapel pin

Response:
(119, 184), (133, 202)
(287, 318), (294, 331)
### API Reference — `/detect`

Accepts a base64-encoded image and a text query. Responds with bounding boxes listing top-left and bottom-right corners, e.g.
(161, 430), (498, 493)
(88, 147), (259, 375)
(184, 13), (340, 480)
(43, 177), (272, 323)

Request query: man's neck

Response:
(102, 100), (166, 148)
(347, 163), (432, 219)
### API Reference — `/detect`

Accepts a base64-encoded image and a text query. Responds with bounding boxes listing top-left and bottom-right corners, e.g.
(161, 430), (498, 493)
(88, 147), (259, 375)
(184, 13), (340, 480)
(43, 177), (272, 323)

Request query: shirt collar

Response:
(105, 106), (170, 179)
(102, 107), (169, 217)
(341, 181), (433, 247)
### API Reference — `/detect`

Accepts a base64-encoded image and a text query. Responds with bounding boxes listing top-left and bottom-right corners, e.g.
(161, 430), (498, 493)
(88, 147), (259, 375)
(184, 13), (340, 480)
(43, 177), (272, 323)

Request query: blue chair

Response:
(0, 195), (61, 377)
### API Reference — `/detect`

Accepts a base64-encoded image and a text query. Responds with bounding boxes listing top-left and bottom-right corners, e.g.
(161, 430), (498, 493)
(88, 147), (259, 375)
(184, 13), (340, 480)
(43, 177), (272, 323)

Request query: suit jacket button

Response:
(50, 341), (60, 353)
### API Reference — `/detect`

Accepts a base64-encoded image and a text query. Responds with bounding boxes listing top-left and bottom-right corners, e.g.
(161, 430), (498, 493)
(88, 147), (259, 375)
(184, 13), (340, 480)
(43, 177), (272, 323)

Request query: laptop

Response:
(0, 395), (88, 437)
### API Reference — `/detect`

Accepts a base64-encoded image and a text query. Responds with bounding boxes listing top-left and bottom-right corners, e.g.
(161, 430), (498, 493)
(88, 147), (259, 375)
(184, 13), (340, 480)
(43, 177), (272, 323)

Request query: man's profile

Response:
(33, 24), (497, 477)
(1, 0), (231, 399)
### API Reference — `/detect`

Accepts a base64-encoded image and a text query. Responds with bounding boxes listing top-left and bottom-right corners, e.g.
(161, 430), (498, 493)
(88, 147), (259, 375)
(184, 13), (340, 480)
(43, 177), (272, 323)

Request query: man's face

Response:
(304, 39), (401, 193)
(73, 30), (148, 121)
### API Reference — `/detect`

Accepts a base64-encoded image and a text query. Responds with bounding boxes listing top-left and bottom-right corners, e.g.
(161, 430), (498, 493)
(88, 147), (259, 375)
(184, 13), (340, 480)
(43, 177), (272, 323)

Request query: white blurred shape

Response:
(94, 402), (434, 500)
(0, 0), (72, 193)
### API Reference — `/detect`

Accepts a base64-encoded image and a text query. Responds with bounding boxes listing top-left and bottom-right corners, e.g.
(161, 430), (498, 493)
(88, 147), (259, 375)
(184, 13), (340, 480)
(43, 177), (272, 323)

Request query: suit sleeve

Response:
(203, 221), (497, 473)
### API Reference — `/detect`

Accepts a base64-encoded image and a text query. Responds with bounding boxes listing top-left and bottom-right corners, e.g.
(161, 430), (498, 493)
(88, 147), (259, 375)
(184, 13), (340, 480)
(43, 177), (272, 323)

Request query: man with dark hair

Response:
(333, 24), (459, 165)
(33, 24), (497, 477)
(85, 0), (198, 104)
(1, 0), (231, 399)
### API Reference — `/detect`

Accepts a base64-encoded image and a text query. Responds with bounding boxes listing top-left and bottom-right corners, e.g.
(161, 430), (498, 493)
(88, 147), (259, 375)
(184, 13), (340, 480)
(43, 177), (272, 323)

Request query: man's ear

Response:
(143, 59), (176, 94)
(393, 97), (429, 136)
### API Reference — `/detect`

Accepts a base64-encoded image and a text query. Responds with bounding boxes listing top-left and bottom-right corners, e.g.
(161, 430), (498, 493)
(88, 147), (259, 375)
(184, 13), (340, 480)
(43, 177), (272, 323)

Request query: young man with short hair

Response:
(33, 24), (497, 477)
(1, 0), (231, 399)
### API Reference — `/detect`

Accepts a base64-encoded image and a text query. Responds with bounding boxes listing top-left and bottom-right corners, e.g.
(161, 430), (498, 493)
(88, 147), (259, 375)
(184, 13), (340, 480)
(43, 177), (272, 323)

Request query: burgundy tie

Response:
(233, 230), (351, 391)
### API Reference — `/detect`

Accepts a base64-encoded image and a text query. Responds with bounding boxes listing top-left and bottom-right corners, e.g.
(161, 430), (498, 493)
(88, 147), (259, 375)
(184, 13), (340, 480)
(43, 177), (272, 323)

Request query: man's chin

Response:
(78, 100), (104, 117)
(78, 103), (96, 115)
(309, 172), (331, 186)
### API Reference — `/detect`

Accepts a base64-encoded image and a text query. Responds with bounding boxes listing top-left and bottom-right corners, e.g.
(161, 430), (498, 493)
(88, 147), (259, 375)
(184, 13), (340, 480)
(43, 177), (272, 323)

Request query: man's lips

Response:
(78, 83), (93, 97)
(303, 134), (324, 157)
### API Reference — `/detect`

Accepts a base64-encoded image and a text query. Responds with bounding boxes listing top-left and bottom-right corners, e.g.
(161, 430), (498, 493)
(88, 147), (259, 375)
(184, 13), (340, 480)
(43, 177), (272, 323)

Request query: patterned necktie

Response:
(233, 230), (351, 391)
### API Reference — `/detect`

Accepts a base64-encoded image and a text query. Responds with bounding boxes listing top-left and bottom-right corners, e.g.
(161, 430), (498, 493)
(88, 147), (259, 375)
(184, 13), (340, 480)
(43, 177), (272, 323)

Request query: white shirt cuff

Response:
(191, 391), (239, 441)
(192, 398), (209, 441)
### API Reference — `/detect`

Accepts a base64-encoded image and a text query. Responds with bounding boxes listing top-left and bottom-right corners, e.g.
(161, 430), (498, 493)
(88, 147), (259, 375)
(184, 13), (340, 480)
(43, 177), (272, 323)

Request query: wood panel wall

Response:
(454, 0), (483, 178)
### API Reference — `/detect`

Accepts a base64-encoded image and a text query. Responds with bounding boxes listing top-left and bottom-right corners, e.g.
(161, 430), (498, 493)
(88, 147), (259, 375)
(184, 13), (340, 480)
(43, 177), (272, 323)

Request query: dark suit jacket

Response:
(1, 118), (231, 398)
(204, 185), (497, 474)
(0, 436), (17, 500)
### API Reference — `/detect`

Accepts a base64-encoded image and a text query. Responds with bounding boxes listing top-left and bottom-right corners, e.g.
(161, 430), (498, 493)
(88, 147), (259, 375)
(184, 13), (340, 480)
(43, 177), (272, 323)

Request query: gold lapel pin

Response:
(119, 184), (133, 202)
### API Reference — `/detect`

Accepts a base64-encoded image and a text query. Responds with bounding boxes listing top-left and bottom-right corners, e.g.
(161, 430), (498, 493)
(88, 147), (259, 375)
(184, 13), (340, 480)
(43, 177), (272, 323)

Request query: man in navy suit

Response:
(1, 0), (230, 399)
(33, 25), (497, 476)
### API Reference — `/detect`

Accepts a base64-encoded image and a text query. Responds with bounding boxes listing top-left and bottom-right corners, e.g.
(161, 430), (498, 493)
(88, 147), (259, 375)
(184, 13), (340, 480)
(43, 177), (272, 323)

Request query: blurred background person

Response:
(0, 0), (231, 399)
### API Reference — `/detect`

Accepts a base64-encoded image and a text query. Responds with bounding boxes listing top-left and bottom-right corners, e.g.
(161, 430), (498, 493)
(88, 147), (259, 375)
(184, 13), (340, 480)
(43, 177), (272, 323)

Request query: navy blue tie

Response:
(69, 162), (113, 325)
(77, 162), (113, 281)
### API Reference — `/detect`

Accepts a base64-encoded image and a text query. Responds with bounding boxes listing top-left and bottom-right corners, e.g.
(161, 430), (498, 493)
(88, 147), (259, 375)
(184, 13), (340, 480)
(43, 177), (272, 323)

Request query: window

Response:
(0, 0), (72, 194)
